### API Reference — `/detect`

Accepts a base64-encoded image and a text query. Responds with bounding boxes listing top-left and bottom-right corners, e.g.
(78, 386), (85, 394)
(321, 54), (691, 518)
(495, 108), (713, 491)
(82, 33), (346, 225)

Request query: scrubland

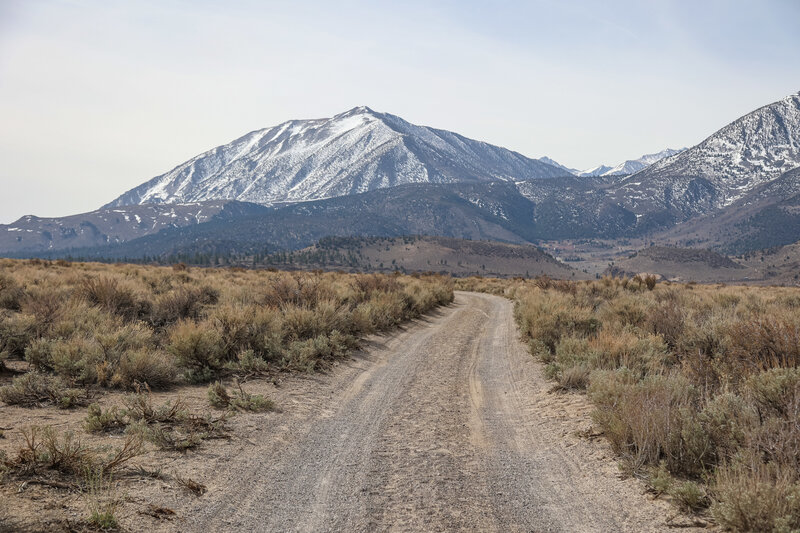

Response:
(458, 274), (800, 532)
(0, 258), (453, 530)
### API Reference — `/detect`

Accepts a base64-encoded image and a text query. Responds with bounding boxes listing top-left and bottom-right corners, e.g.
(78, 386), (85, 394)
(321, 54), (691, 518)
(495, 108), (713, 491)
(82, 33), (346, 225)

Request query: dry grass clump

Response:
(83, 389), (228, 453)
(84, 469), (121, 530)
(207, 380), (274, 412)
(494, 276), (800, 529)
(2, 426), (143, 480)
(0, 261), (453, 395)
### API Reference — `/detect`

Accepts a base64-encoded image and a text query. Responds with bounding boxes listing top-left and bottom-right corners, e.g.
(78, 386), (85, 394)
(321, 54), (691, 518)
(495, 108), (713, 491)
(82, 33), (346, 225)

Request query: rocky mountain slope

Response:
(0, 202), (264, 254)
(106, 106), (568, 208)
(626, 92), (800, 210)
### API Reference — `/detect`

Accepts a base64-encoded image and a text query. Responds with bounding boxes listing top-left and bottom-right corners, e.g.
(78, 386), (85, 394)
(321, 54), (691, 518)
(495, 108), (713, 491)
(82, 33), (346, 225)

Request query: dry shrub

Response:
(207, 304), (283, 361)
(697, 392), (757, 465)
(24, 322), (166, 389)
(589, 371), (704, 475)
(207, 381), (273, 412)
(175, 475), (207, 495)
(355, 292), (409, 331)
(84, 469), (121, 530)
(712, 457), (800, 532)
(670, 480), (708, 513)
(78, 276), (148, 320)
(84, 403), (128, 433)
(554, 364), (591, 391)
(0, 372), (86, 408)
(113, 349), (177, 390)
(515, 290), (599, 353)
(747, 368), (800, 418)
(646, 299), (685, 350)
(260, 274), (334, 308)
(0, 273), (24, 311)
(283, 331), (355, 371)
(727, 318), (800, 373)
(352, 273), (401, 295)
(0, 311), (36, 360)
(598, 294), (649, 329)
(282, 300), (351, 341)
(586, 329), (667, 374)
(123, 391), (186, 425)
(9, 426), (142, 478)
(454, 276), (522, 296)
(150, 285), (219, 328)
(166, 320), (225, 383)
(45, 336), (104, 384)
(21, 286), (66, 332)
(470, 276), (800, 524)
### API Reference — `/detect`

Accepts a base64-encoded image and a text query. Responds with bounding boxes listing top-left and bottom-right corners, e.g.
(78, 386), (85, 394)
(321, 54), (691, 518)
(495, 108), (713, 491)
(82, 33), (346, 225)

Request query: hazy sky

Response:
(1, 0), (799, 223)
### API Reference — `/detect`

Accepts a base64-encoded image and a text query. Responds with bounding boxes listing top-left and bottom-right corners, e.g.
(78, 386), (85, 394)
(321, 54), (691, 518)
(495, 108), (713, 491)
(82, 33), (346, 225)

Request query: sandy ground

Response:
(1, 292), (705, 532)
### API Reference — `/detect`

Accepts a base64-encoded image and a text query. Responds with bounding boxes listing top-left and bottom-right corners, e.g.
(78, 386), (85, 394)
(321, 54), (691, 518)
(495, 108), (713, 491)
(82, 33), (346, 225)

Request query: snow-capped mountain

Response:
(106, 107), (566, 208)
(629, 92), (800, 207)
(577, 149), (685, 177)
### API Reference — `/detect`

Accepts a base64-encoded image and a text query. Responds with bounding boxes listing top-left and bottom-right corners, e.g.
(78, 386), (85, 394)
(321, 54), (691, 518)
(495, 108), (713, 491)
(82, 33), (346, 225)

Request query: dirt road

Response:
(175, 292), (687, 532)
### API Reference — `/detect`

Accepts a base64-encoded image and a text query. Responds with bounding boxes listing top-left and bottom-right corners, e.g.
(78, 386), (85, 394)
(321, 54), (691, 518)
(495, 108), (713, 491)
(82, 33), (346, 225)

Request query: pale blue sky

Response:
(1, 0), (798, 222)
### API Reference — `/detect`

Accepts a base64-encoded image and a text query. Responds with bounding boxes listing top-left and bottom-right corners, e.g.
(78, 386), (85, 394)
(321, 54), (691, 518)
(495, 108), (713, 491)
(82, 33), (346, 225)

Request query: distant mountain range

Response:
(582, 149), (687, 177)
(3, 91), (800, 264)
(538, 149), (685, 177)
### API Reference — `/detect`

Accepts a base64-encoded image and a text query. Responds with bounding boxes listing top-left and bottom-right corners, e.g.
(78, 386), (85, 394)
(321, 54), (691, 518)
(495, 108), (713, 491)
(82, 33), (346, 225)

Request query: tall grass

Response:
(0, 259), (453, 394)
(460, 275), (800, 531)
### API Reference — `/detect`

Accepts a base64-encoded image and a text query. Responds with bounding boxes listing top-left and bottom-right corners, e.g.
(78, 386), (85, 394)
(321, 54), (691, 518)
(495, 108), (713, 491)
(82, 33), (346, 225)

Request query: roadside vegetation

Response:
(458, 274), (800, 532)
(0, 258), (453, 530)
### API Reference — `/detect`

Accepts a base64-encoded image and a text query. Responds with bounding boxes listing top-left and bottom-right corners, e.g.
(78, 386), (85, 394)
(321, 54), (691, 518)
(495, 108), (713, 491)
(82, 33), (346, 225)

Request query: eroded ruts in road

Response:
(181, 292), (695, 533)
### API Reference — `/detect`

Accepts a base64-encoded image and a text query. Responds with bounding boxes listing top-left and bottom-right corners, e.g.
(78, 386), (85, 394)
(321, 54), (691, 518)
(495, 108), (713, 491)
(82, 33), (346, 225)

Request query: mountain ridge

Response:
(627, 92), (800, 208)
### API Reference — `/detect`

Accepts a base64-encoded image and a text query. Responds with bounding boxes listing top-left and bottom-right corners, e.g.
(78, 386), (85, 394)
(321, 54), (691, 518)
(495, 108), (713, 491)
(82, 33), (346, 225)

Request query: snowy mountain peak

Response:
(338, 105), (376, 116)
(537, 157), (579, 175)
(105, 108), (566, 209)
(597, 148), (687, 176)
(631, 91), (800, 206)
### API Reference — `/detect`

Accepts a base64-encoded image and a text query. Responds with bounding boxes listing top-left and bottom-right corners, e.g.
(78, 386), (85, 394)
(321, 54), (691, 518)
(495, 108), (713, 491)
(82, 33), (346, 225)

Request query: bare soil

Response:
(1, 292), (704, 532)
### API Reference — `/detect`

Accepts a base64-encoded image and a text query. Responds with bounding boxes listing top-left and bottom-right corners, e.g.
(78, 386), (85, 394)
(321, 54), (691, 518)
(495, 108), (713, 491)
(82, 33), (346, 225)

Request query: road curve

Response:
(179, 292), (684, 532)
